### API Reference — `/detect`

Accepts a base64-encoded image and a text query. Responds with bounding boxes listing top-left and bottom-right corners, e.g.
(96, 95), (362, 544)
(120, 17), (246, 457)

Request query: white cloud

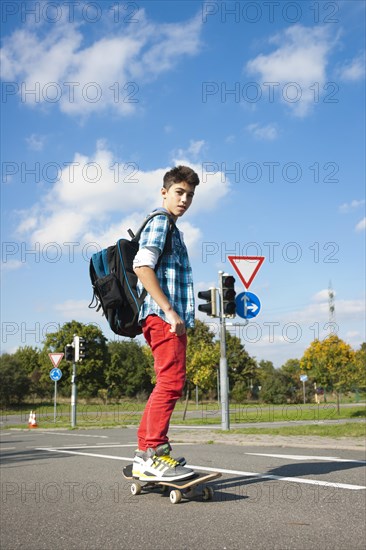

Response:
(311, 289), (335, 303)
(282, 297), (365, 325)
(339, 199), (365, 213)
(177, 221), (203, 257)
(1, 259), (23, 272)
(174, 140), (206, 159)
(25, 133), (46, 151)
(355, 217), (366, 232)
(16, 143), (230, 246)
(246, 123), (278, 141)
(0, 10), (203, 116)
(336, 53), (365, 81)
(54, 299), (95, 321)
(246, 25), (338, 117)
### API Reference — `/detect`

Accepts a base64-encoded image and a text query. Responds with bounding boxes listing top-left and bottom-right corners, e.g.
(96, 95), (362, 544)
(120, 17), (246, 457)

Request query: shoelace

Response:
(153, 455), (179, 468)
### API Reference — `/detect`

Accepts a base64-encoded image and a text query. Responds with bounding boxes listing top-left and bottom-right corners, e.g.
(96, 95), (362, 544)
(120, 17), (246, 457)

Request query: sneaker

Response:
(132, 443), (193, 481)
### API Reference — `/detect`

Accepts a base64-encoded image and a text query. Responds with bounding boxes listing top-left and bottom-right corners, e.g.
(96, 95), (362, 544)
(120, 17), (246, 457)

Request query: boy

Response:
(132, 165), (199, 481)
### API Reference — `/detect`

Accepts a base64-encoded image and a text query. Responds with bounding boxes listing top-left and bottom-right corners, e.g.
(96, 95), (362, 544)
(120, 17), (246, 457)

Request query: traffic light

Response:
(74, 336), (87, 362)
(198, 288), (218, 317)
(222, 274), (236, 317)
(64, 344), (74, 362)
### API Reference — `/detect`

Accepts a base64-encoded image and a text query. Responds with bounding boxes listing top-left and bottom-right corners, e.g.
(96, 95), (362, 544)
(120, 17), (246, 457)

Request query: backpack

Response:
(88, 211), (175, 338)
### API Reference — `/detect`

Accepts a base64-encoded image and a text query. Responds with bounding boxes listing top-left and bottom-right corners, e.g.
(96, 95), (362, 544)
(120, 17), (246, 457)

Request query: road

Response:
(1, 427), (365, 550)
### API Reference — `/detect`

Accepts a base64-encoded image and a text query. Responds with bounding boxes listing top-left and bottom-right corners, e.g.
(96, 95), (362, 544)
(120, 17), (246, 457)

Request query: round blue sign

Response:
(235, 292), (261, 319)
(50, 368), (62, 381)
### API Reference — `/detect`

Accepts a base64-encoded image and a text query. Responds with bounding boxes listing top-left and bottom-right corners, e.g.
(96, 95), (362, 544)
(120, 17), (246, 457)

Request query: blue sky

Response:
(1, 0), (365, 368)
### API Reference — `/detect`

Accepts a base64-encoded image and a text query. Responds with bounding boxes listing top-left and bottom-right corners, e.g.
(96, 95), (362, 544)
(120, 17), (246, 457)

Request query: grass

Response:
(223, 422), (366, 439)
(2, 402), (365, 434)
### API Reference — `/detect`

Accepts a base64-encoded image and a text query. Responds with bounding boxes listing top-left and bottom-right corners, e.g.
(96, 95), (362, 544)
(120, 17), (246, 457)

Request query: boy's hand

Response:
(166, 310), (186, 336)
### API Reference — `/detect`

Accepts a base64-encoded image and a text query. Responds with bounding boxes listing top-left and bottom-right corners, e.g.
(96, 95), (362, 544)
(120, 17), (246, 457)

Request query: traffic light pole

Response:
(71, 334), (78, 428)
(218, 271), (230, 431)
(71, 362), (77, 428)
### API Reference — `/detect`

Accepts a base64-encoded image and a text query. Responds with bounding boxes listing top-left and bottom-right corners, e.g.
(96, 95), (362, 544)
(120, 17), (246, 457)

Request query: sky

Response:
(1, 0), (365, 369)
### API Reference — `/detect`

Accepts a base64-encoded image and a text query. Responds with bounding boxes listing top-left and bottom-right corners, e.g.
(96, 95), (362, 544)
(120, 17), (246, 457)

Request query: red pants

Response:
(137, 315), (187, 451)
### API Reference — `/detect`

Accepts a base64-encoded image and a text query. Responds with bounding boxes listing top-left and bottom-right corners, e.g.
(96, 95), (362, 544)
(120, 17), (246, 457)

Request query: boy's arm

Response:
(134, 266), (186, 335)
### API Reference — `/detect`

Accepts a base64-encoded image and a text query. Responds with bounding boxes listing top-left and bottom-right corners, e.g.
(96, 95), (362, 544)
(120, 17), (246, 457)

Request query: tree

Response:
(186, 321), (219, 394)
(257, 360), (288, 404)
(279, 359), (305, 403)
(260, 370), (288, 404)
(353, 343), (366, 391)
(300, 335), (356, 411)
(226, 332), (257, 391)
(106, 341), (153, 398)
(0, 354), (30, 406)
(13, 346), (43, 398)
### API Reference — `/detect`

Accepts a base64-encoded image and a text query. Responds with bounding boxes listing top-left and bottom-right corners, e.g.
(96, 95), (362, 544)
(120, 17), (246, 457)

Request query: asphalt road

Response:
(1, 427), (365, 550)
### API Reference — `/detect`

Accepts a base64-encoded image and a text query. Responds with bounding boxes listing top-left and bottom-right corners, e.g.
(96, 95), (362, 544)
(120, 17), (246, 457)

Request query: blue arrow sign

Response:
(50, 368), (62, 382)
(236, 292), (261, 319)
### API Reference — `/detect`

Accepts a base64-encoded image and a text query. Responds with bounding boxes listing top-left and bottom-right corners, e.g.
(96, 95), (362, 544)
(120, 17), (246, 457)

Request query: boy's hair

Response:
(163, 165), (200, 190)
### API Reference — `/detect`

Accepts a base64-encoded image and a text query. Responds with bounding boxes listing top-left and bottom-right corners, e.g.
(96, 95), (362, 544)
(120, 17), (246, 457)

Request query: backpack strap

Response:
(131, 210), (175, 245)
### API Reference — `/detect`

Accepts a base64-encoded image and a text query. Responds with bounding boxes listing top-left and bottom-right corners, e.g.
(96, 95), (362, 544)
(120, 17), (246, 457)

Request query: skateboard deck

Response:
(122, 464), (221, 504)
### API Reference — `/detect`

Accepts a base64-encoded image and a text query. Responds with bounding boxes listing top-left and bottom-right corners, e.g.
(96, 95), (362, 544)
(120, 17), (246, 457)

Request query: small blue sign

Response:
(300, 374), (308, 382)
(50, 368), (62, 382)
(236, 292), (261, 319)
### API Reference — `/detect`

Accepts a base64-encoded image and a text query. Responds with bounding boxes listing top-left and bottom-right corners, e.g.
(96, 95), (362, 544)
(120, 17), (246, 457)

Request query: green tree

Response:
(0, 354), (30, 406)
(226, 331), (257, 393)
(186, 320), (219, 394)
(256, 360), (288, 404)
(13, 346), (43, 398)
(260, 370), (288, 404)
(106, 340), (153, 398)
(279, 358), (304, 403)
(353, 343), (366, 391)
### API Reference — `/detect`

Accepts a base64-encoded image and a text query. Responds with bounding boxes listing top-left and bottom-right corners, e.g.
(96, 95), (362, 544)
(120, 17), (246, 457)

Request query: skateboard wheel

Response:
(169, 489), (182, 504)
(131, 482), (142, 496)
(202, 486), (214, 501)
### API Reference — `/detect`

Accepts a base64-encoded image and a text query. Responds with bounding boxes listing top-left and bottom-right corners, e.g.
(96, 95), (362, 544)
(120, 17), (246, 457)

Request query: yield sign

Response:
(49, 353), (64, 368)
(228, 256), (265, 289)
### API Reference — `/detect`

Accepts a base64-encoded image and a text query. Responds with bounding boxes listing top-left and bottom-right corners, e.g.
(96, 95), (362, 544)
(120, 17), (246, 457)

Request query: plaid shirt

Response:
(137, 210), (195, 328)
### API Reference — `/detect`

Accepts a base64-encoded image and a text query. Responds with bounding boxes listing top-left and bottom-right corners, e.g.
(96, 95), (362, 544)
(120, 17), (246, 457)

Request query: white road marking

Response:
(37, 431), (109, 438)
(0, 447), (16, 451)
(245, 452), (366, 464)
(36, 448), (366, 491)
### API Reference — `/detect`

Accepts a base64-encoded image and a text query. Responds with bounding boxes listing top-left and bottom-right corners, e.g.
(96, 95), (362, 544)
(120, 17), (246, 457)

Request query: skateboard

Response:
(122, 464), (221, 504)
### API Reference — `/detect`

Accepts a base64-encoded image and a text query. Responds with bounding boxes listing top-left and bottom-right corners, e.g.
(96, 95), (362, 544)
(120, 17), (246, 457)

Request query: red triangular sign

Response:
(228, 256), (265, 289)
(49, 353), (64, 368)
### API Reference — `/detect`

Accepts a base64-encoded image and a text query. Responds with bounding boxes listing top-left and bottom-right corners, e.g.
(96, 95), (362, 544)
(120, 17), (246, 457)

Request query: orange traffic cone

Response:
(28, 410), (38, 428)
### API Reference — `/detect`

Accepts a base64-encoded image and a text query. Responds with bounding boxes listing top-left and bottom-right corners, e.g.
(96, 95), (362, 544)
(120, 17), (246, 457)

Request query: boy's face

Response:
(161, 181), (195, 220)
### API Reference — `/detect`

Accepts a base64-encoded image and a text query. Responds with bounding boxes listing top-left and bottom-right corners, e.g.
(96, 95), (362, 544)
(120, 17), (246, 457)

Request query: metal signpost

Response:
(49, 353), (64, 423)
(300, 374), (308, 404)
(218, 271), (230, 431)
(198, 257), (265, 432)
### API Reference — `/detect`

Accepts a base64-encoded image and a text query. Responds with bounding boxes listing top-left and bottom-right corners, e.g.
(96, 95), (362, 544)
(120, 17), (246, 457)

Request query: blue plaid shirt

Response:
(136, 209), (195, 328)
